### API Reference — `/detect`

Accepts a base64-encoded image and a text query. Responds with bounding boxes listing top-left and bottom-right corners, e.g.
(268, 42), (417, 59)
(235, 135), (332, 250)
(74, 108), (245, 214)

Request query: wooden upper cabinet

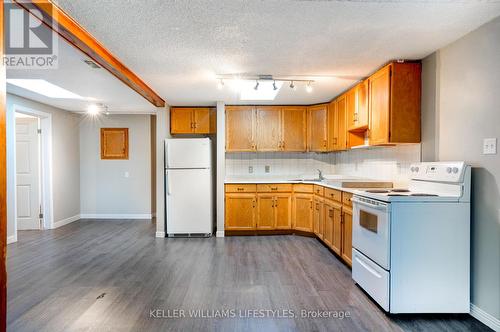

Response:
(356, 80), (369, 128)
(369, 62), (421, 145)
(170, 108), (193, 134)
(226, 106), (256, 152)
(281, 107), (307, 152)
(256, 107), (281, 151)
(308, 104), (329, 152)
(170, 107), (215, 134)
(329, 97), (347, 151)
(346, 88), (357, 130)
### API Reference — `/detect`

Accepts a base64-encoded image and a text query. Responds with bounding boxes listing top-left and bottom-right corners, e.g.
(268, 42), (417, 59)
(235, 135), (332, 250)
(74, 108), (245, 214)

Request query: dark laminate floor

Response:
(7, 219), (490, 332)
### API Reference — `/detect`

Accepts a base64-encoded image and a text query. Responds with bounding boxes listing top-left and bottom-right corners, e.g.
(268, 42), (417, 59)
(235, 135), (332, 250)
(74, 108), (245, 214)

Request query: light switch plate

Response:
(124, 171), (130, 178)
(248, 166), (253, 174)
(483, 138), (497, 155)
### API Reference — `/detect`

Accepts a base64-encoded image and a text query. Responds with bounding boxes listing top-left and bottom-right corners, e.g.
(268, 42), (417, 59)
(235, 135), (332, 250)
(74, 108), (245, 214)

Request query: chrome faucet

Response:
(317, 169), (325, 181)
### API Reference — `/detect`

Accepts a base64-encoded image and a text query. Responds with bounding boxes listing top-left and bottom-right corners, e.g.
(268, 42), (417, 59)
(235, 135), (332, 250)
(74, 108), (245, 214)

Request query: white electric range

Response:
(351, 162), (471, 313)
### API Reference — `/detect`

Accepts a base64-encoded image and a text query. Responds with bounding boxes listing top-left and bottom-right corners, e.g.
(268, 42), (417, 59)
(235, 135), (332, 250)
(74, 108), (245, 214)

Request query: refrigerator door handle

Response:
(166, 170), (171, 195)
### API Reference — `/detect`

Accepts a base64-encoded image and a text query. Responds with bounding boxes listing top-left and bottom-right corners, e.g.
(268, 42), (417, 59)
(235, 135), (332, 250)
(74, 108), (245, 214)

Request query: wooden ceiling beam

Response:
(13, 0), (166, 108)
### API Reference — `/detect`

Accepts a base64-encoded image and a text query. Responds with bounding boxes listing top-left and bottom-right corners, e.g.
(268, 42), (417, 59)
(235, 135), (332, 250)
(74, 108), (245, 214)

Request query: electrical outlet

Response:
(483, 138), (497, 155)
(265, 165), (270, 173)
(248, 166), (253, 174)
(124, 171), (130, 178)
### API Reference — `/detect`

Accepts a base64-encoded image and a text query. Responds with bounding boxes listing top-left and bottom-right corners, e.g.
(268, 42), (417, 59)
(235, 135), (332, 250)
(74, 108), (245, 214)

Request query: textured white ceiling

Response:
(41, 1), (500, 105)
(7, 33), (156, 113)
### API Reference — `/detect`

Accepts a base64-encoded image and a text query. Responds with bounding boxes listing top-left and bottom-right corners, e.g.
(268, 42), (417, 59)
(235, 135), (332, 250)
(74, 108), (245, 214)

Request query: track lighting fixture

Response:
(217, 79), (224, 90)
(273, 80), (278, 91)
(289, 81), (295, 90)
(306, 81), (313, 93)
(254, 80), (259, 90)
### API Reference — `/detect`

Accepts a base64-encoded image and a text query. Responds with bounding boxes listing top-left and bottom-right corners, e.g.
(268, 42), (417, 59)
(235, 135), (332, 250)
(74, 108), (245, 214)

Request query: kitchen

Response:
(1, 1), (500, 331)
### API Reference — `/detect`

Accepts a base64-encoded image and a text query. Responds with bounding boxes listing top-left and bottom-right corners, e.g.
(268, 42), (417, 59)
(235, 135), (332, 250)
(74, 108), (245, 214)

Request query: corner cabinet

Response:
(369, 62), (421, 145)
(170, 107), (216, 134)
(308, 104), (329, 152)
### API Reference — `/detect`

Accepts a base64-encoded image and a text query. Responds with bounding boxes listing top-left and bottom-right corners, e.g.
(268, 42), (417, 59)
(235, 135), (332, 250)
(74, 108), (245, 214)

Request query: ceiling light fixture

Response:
(254, 80), (259, 90)
(87, 104), (100, 116)
(6, 79), (84, 99)
(306, 81), (313, 93)
(217, 79), (224, 90)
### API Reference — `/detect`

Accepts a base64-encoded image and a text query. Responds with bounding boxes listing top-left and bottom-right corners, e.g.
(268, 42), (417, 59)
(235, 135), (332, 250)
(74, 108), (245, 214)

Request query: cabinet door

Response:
(226, 106), (256, 152)
(313, 197), (321, 237)
(308, 105), (328, 152)
(194, 108), (211, 134)
(275, 194), (292, 229)
(281, 107), (307, 151)
(342, 208), (353, 266)
(332, 204), (342, 255)
(369, 65), (391, 145)
(293, 194), (313, 232)
(330, 96), (347, 151)
(257, 194), (275, 230)
(323, 201), (335, 248)
(256, 107), (281, 151)
(171, 108), (193, 134)
(225, 193), (256, 230)
(346, 88), (357, 130)
(356, 80), (369, 128)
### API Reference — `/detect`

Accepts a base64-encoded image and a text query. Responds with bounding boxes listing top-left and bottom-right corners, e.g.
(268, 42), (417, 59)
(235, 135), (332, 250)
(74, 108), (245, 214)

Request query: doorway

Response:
(8, 105), (54, 241)
(15, 113), (41, 230)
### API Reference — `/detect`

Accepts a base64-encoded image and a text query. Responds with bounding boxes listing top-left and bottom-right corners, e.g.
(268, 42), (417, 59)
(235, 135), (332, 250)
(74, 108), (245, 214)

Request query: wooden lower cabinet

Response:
(225, 193), (256, 230)
(225, 183), (352, 267)
(293, 194), (313, 232)
(257, 194), (275, 230)
(313, 196), (324, 238)
(275, 194), (292, 229)
(331, 203), (343, 255)
(341, 207), (353, 266)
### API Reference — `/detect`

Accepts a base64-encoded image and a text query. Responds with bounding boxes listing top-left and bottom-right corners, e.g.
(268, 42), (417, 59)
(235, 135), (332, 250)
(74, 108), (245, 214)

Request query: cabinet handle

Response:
(253, 200), (256, 208)
(282, 141), (285, 150)
(274, 198), (278, 207)
(310, 201), (313, 209)
(237, 188), (244, 191)
(329, 209), (333, 217)
(323, 140), (327, 148)
(316, 203), (320, 210)
(333, 138), (338, 145)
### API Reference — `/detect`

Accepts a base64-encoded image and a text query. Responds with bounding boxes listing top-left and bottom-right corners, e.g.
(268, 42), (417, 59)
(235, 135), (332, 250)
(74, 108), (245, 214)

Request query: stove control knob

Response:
(446, 167), (452, 174)
(452, 167), (459, 174)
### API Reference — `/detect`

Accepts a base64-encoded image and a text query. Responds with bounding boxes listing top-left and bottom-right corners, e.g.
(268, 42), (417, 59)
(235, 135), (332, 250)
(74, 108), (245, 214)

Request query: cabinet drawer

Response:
(313, 185), (324, 196)
(324, 188), (342, 202)
(342, 192), (353, 207)
(257, 184), (293, 192)
(293, 184), (314, 193)
(225, 184), (257, 193)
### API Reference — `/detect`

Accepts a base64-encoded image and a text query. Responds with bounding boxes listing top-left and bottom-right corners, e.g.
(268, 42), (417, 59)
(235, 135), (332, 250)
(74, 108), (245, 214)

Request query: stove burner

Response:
(391, 189), (410, 193)
(365, 189), (390, 193)
(410, 193), (439, 197)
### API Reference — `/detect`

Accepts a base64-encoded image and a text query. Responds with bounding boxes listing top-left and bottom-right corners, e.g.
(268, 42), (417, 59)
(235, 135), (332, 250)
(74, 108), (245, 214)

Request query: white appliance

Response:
(351, 162), (471, 313)
(165, 138), (213, 237)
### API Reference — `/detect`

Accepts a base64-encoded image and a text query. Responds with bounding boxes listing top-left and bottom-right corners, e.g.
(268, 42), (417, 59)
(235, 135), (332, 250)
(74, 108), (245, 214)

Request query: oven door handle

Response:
(352, 196), (390, 212)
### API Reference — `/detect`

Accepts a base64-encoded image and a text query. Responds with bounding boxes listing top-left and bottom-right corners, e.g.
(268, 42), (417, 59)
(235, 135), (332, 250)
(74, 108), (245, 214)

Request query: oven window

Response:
(360, 210), (378, 233)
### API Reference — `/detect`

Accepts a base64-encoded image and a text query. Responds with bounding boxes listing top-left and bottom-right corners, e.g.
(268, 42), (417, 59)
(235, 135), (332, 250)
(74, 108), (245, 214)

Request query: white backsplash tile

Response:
(225, 144), (421, 186)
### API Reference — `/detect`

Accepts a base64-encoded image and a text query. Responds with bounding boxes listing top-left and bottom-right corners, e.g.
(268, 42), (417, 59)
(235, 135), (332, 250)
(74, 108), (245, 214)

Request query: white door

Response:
(16, 117), (41, 230)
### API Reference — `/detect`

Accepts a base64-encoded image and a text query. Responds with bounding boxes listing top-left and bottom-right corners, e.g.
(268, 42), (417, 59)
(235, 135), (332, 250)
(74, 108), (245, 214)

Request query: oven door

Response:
(352, 195), (391, 270)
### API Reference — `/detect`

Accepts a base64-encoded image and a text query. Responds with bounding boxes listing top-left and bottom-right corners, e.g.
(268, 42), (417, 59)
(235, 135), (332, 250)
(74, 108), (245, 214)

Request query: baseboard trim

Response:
(470, 303), (500, 331)
(155, 231), (165, 238)
(216, 230), (225, 238)
(52, 214), (80, 229)
(7, 234), (17, 244)
(80, 214), (153, 219)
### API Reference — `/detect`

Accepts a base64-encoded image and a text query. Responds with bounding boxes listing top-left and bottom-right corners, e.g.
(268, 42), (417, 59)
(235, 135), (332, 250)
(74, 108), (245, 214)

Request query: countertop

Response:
(224, 175), (394, 194)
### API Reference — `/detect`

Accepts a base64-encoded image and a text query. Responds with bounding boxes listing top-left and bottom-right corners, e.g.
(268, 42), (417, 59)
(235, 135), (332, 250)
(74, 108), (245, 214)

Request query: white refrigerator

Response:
(165, 138), (212, 237)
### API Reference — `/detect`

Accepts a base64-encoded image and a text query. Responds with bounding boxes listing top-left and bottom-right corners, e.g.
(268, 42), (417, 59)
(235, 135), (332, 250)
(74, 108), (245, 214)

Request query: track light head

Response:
(306, 81), (313, 93)
(217, 79), (224, 90)
(273, 81), (278, 91)
(254, 80), (259, 90)
(289, 81), (295, 90)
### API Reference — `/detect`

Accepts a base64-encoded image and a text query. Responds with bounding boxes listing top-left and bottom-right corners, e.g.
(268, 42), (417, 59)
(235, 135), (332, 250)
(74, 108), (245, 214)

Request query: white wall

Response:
(422, 16), (500, 325)
(6, 94), (81, 240)
(79, 114), (152, 218)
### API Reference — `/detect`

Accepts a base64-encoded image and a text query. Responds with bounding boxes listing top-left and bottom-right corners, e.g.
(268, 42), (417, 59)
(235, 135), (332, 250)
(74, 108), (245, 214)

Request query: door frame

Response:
(9, 105), (54, 234)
